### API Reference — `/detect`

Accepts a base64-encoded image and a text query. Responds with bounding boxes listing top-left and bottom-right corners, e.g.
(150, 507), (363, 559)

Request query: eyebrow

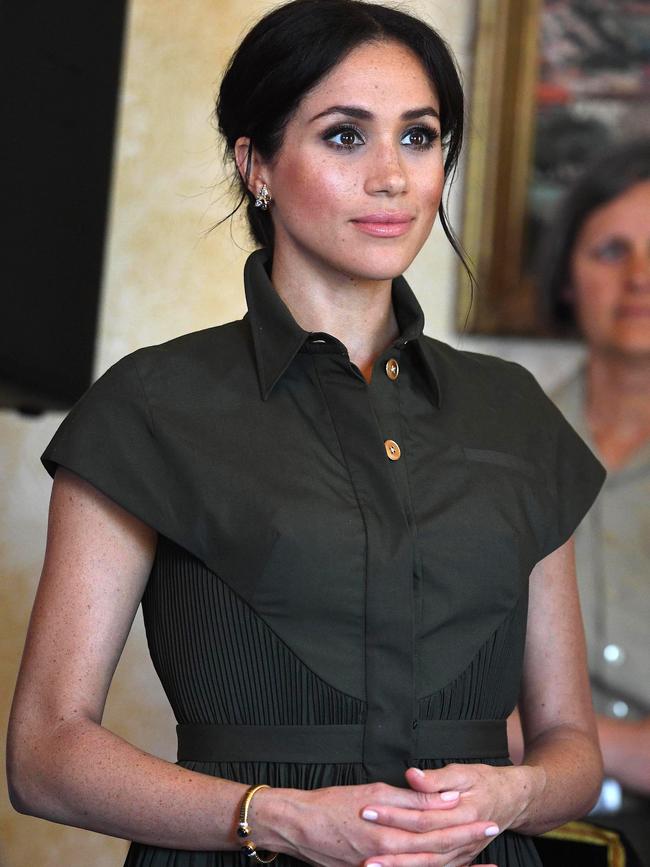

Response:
(309, 105), (440, 123)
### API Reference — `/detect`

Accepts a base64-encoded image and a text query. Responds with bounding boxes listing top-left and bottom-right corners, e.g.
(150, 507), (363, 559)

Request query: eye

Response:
(400, 125), (439, 150)
(590, 238), (630, 263)
(323, 124), (365, 150)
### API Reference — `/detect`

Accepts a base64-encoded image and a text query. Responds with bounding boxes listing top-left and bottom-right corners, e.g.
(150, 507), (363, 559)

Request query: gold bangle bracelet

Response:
(237, 784), (278, 864)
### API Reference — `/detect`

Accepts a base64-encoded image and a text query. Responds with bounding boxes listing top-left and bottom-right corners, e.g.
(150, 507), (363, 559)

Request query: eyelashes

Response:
(321, 122), (440, 152)
(322, 123), (364, 150)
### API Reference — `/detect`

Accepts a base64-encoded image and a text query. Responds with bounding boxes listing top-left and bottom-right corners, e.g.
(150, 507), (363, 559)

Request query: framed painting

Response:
(458, 0), (650, 336)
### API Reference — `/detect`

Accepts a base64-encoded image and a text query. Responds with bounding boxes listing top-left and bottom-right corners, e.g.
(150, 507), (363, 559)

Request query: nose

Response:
(625, 246), (650, 293)
(364, 141), (407, 196)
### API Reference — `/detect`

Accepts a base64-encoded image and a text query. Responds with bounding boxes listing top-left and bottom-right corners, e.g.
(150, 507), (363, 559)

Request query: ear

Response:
(234, 136), (268, 197)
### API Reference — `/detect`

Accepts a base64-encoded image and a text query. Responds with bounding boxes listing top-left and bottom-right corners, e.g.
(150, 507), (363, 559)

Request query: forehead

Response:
(581, 180), (650, 238)
(294, 40), (439, 118)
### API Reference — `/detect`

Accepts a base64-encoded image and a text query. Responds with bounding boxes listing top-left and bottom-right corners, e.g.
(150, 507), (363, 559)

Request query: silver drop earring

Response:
(254, 183), (272, 210)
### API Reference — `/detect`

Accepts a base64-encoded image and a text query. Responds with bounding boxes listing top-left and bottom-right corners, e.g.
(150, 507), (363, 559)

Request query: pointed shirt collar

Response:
(243, 248), (441, 406)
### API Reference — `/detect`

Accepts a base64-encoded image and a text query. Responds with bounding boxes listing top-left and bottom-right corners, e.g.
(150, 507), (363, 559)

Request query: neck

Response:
(271, 247), (400, 381)
(585, 349), (650, 470)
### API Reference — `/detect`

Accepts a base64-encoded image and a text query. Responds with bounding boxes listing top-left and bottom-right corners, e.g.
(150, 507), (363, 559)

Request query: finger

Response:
(366, 820), (499, 866)
(445, 852), (498, 867)
(365, 857), (498, 867)
(365, 785), (463, 811)
(362, 802), (479, 832)
(362, 790), (461, 823)
(441, 862), (498, 867)
(421, 820), (499, 857)
(365, 854), (460, 867)
(405, 766), (473, 795)
(444, 862), (498, 867)
(442, 858), (499, 867)
(365, 851), (499, 867)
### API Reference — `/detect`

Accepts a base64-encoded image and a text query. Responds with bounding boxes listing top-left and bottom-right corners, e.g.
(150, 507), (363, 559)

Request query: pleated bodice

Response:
(124, 537), (540, 867)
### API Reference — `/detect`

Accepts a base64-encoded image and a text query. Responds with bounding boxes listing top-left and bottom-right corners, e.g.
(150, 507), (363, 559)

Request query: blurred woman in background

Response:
(532, 139), (650, 859)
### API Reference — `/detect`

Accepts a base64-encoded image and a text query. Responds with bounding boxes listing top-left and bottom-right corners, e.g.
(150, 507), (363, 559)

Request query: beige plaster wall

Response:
(0, 2), (580, 865)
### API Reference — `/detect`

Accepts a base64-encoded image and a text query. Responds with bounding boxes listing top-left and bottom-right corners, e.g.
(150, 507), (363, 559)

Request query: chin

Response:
(618, 343), (650, 358)
(614, 327), (650, 354)
(597, 338), (650, 358)
(335, 247), (421, 282)
(344, 263), (413, 282)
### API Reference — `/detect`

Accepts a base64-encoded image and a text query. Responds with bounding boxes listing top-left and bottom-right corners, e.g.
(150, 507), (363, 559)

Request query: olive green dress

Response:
(42, 250), (605, 866)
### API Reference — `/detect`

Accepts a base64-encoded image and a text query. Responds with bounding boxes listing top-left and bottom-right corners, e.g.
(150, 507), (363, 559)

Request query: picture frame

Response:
(458, 0), (650, 336)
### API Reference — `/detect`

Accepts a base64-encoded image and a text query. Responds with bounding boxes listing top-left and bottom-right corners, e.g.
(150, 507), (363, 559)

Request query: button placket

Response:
(381, 354), (402, 461)
(311, 351), (415, 784)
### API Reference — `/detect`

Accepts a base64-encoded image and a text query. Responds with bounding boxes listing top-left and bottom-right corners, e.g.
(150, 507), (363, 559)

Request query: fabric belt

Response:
(177, 719), (508, 763)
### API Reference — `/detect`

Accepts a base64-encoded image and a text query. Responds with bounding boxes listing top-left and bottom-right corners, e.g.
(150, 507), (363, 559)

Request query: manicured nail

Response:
(362, 809), (379, 821)
(409, 767), (425, 777)
(440, 790), (460, 802)
(485, 825), (500, 837)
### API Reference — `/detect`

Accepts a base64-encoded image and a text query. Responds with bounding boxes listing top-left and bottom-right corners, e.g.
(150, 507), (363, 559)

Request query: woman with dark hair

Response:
(535, 140), (650, 858)
(540, 140), (650, 336)
(8, 2), (605, 866)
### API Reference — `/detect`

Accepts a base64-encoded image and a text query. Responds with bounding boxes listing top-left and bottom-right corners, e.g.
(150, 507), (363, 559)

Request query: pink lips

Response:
(351, 212), (414, 238)
(617, 305), (650, 318)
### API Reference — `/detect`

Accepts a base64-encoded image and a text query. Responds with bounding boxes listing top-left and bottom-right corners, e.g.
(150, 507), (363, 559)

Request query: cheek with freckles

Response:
(272, 154), (360, 229)
(270, 166), (367, 268)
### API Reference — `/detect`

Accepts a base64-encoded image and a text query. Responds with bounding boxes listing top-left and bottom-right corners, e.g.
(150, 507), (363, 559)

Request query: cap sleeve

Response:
(536, 386), (606, 560)
(41, 352), (173, 535)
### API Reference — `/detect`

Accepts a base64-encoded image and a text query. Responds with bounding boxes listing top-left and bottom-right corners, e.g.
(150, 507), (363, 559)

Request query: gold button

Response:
(385, 358), (399, 381)
(384, 439), (401, 461)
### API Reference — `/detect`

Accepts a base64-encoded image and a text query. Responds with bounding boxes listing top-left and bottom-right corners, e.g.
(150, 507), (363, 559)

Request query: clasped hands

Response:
(287, 763), (539, 867)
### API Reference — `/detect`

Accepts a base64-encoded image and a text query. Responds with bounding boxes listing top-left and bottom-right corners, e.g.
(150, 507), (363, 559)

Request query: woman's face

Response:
(256, 39), (444, 284)
(570, 179), (650, 357)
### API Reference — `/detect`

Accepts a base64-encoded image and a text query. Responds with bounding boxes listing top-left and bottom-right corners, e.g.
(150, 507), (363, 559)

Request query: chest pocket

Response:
(463, 447), (537, 478)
